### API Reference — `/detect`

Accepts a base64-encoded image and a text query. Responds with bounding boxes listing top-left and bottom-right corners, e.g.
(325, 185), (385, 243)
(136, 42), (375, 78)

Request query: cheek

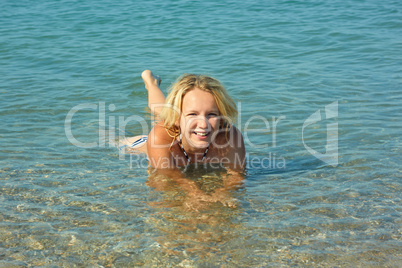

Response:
(179, 116), (195, 131)
(209, 118), (220, 128)
(179, 116), (186, 130)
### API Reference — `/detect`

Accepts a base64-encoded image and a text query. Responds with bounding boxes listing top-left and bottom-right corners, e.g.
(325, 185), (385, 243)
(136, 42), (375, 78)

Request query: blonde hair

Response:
(159, 74), (237, 137)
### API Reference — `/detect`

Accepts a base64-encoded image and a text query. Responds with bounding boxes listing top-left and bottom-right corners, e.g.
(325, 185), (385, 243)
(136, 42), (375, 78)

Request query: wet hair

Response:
(159, 74), (237, 137)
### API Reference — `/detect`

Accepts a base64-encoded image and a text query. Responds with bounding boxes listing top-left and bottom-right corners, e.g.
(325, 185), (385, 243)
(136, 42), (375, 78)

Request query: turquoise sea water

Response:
(1, 0), (401, 266)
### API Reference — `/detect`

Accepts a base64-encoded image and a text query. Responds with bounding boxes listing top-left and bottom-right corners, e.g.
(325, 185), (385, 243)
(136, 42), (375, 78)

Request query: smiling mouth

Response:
(194, 131), (209, 137)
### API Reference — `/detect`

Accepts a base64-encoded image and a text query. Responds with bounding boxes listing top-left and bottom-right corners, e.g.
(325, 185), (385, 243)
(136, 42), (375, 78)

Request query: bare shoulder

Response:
(216, 125), (244, 148)
(148, 123), (173, 145)
(215, 125), (246, 169)
(147, 123), (175, 168)
(228, 126), (246, 170)
(228, 125), (245, 154)
(230, 125), (244, 145)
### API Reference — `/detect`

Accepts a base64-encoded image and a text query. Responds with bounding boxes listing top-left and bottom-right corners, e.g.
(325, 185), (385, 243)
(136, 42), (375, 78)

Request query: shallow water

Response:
(1, 0), (401, 266)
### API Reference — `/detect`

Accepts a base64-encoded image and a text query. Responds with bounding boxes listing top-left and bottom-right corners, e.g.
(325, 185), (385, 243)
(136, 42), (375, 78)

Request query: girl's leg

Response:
(118, 70), (164, 154)
(119, 134), (148, 154)
(141, 70), (165, 115)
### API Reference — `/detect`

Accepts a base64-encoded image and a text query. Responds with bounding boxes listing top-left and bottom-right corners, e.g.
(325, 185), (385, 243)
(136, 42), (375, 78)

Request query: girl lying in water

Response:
(121, 70), (246, 171)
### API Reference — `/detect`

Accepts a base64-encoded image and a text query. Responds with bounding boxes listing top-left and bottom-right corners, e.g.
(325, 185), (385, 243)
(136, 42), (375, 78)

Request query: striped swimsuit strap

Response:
(179, 135), (209, 163)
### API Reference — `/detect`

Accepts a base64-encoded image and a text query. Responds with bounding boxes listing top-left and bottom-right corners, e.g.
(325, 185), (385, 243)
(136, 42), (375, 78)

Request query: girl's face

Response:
(179, 88), (220, 150)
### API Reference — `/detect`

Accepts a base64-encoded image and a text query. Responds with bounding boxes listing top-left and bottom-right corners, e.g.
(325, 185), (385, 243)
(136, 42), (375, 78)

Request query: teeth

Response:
(195, 132), (208, 136)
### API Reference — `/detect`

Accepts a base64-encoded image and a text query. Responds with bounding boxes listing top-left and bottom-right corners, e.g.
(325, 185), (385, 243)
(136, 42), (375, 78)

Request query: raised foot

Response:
(141, 70), (161, 89)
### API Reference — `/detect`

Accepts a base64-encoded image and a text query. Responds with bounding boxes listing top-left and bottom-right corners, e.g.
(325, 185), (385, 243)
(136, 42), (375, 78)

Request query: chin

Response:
(188, 134), (211, 148)
(191, 138), (210, 148)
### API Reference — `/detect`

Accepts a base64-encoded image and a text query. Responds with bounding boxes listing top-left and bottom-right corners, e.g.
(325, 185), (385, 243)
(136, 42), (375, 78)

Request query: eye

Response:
(187, 113), (197, 117)
(207, 113), (218, 118)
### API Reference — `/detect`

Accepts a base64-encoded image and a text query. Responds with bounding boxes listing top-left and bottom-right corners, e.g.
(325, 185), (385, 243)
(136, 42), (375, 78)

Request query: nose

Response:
(196, 115), (209, 129)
